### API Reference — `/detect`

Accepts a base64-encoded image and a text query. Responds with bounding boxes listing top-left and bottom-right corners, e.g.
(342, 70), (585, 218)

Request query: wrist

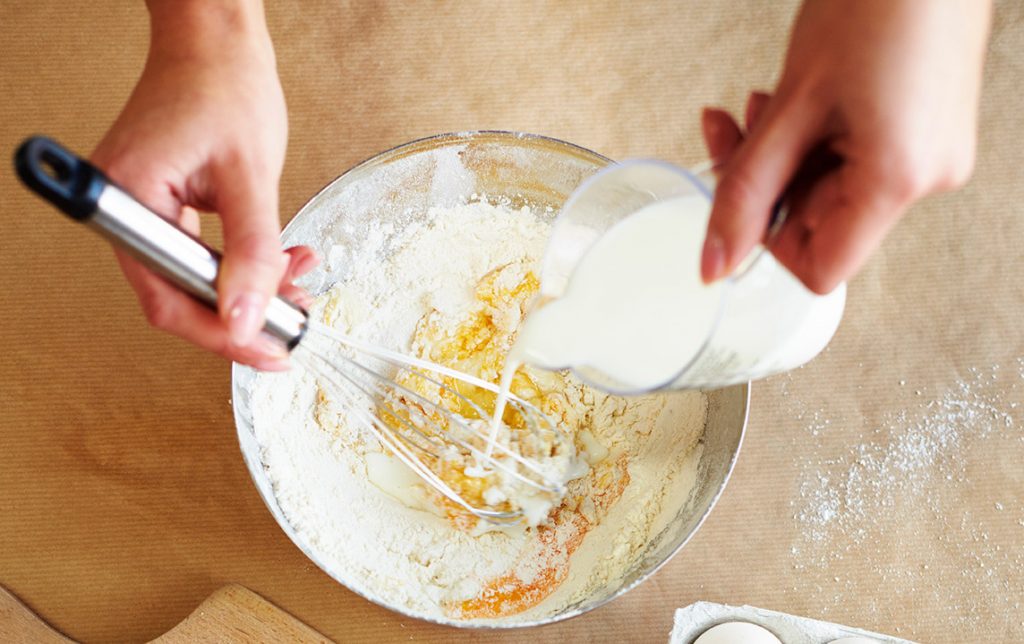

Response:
(146, 0), (273, 65)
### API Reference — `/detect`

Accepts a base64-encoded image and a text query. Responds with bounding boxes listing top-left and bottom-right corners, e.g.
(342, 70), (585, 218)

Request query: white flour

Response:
(249, 197), (707, 622)
(786, 360), (1024, 635)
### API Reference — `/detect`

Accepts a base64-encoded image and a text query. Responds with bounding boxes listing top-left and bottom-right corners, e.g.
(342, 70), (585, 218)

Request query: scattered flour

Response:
(248, 197), (708, 623)
(787, 360), (1024, 634)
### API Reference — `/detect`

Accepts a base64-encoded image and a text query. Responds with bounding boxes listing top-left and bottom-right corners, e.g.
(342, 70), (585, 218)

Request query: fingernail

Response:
(701, 233), (726, 283)
(228, 291), (267, 346)
(256, 335), (289, 360)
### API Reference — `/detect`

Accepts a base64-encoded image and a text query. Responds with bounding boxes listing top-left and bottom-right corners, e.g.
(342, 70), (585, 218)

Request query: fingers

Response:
(178, 206), (201, 237)
(95, 145), (313, 367)
(279, 284), (314, 310)
(211, 159), (287, 348)
(700, 94), (825, 283)
(702, 91), (774, 172)
(699, 101), (755, 282)
(701, 91), (901, 293)
(280, 245), (319, 309)
(701, 108), (743, 169)
(744, 91), (772, 131)
(768, 160), (904, 294)
(114, 249), (292, 370)
(91, 148), (288, 367)
(281, 245), (319, 285)
(112, 242), (318, 368)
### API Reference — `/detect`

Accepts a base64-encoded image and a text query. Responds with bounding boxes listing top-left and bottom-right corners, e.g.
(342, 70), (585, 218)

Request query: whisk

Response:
(15, 136), (576, 525)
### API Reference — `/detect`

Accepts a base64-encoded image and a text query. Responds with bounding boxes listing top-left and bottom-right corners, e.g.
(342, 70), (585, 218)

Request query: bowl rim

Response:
(232, 130), (750, 629)
(281, 129), (614, 242)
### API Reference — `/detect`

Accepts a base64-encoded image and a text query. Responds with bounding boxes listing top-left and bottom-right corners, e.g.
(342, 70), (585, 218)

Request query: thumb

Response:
(212, 163), (286, 347)
(701, 95), (824, 283)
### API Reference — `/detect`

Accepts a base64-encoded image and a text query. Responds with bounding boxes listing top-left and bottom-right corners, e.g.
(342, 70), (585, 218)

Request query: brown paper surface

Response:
(1, 2), (1022, 642)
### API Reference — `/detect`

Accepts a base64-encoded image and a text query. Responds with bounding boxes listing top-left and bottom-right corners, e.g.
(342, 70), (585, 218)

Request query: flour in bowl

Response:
(249, 197), (707, 622)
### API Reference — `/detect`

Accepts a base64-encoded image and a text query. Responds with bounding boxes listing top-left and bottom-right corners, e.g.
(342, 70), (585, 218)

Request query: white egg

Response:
(694, 621), (782, 644)
(828, 638), (882, 644)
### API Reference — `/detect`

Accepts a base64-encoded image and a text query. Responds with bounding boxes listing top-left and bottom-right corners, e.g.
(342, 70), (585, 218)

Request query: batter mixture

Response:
(250, 195), (708, 622)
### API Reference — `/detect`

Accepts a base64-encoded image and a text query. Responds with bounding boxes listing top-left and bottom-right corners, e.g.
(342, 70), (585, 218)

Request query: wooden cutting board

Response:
(0, 584), (332, 643)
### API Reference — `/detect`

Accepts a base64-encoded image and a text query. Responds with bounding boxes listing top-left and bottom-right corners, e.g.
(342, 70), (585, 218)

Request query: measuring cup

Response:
(537, 159), (846, 393)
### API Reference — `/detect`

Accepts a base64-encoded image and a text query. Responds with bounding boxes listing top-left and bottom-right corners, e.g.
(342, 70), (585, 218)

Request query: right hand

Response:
(700, 0), (990, 294)
(91, 0), (316, 370)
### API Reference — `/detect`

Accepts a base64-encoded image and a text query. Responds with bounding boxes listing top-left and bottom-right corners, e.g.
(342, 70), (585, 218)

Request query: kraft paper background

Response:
(1, 2), (1022, 642)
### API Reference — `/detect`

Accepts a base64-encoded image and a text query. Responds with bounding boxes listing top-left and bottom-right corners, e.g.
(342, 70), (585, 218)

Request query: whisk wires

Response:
(293, 321), (572, 524)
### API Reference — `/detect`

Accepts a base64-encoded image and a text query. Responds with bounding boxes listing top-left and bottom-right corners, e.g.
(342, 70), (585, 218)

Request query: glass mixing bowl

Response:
(231, 131), (748, 628)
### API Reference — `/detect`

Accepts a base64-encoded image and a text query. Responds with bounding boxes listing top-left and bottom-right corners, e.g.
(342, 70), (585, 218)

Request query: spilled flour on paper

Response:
(248, 197), (707, 623)
(787, 360), (1024, 635)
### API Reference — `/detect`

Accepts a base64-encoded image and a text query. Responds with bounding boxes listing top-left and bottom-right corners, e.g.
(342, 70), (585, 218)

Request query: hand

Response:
(91, 0), (316, 370)
(700, 0), (991, 294)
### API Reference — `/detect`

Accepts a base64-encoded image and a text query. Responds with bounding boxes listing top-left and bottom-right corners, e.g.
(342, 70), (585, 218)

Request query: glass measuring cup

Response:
(536, 159), (846, 393)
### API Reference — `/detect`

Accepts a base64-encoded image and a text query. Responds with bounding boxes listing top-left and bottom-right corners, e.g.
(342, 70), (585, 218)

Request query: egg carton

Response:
(668, 602), (917, 644)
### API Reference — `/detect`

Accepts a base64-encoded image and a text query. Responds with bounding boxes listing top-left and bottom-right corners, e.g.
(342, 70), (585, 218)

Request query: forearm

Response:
(145, 0), (274, 65)
(785, 0), (990, 80)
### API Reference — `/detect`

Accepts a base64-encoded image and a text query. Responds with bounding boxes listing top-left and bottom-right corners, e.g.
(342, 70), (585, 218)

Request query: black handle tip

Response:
(14, 136), (105, 221)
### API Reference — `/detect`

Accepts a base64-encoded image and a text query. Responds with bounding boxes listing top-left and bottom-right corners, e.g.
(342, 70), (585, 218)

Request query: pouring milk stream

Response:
(485, 160), (846, 464)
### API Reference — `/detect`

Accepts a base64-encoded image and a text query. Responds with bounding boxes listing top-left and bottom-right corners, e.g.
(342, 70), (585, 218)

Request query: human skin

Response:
(91, 0), (313, 370)
(93, 0), (992, 367)
(701, 0), (992, 294)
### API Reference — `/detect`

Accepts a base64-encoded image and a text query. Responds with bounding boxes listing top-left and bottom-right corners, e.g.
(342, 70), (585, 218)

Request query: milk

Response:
(485, 195), (716, 461)
(485, 162), (846, 465)
(511, 195), (722, 390)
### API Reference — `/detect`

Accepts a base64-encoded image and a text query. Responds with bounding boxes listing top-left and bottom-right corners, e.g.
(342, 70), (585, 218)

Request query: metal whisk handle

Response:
(14, 136), (308, 349)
